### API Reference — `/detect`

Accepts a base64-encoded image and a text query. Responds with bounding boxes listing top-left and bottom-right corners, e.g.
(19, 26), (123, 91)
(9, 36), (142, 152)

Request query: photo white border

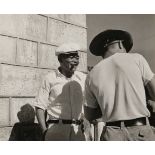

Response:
(0, 0), (155, 155)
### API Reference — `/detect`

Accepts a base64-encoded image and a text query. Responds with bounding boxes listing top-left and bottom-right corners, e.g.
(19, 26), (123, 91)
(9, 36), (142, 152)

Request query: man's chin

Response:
(69, 67), (77, 73)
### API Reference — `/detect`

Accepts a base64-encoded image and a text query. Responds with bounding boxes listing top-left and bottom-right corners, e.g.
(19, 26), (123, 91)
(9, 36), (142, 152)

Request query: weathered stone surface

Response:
(0, 127), (12, 141)
(0, 64), (51, 96)
(0, 99), (10, 126)
(77, 51), (87, 72)
(0, 14), (87, 140)
(16, 39), (37, 66)
(44, 14), (86, 27)
(0, 35), (16, 64)
(10, 98), (36, 125)
(47, 19), (87, 51)
(0, 15), (47, 42)
(38, 44), (59, 69)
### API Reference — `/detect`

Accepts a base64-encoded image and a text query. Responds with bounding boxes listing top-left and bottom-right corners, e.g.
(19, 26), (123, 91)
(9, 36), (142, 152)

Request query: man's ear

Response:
(118, 41), (122, 49)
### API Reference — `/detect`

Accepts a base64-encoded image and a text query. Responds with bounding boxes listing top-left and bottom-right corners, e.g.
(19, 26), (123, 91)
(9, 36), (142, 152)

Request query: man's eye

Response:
(69, 56), (79, 59)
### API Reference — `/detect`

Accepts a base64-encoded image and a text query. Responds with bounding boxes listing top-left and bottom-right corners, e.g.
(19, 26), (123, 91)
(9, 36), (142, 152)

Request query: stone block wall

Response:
(0, 14), (87, 140)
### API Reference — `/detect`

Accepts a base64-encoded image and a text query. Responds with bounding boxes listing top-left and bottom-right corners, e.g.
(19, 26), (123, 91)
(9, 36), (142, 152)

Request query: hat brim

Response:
(89, 29), (133, 56)
(56, 51), (78, 56)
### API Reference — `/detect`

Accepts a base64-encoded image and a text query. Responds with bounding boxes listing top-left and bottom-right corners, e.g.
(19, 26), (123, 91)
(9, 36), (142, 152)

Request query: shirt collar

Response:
(55, 68), (65, 78)
(55, 68), (77, 79)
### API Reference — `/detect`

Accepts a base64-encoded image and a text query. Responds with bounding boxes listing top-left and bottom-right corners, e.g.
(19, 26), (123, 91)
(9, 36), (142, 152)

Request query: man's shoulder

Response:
(126, 52), (142, 58)
(44, 70), (57, 80)
(127, 52), (145, 62)
(75, 70), (86, 76)
(89, 59), (105, 73)
(74, 71), (87, 80)
(114, 53), (144, 62)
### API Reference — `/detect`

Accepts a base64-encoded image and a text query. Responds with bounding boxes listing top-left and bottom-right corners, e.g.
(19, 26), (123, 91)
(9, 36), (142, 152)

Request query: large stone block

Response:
(45, 14), (86, 27)
(0, 98), (10, 126)
(0, 15), (47, 42)
(10, 98), (36, 125)
(0, 127), (12, 141)
(16, 39), (37, 66)
(77, 51), (87, 72)
(38, 44), (59, 69)
(0, 35), (16, 64)
(47, 19), (87, 51)
(0, 64), (51, 96)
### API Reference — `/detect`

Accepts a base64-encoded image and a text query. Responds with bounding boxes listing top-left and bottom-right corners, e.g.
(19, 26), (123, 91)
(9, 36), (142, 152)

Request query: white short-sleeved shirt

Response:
(85, 53), (154, 122)
(35, 69), (86, 120)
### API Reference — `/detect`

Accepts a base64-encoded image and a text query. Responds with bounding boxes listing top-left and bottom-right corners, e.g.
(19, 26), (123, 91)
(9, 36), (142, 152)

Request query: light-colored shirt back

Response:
(85, 53), (154, 122)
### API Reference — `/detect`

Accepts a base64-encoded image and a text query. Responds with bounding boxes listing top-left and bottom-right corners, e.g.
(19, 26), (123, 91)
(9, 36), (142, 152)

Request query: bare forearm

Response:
(35, 107), (47, 132)
(146, 76), (155, 101)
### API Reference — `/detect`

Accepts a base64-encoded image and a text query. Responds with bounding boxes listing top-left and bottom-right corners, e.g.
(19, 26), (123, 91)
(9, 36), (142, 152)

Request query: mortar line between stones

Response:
(9, 97), (12, 126)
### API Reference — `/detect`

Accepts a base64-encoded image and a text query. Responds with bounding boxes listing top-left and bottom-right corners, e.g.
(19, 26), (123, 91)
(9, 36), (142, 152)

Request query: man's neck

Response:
(59, 67), (74, 78)
(103, 42), (126, 59)
(103, 51), (114, 59)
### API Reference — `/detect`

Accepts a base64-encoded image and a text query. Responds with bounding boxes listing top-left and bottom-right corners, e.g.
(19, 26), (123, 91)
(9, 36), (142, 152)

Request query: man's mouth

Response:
(70, 65), (76, 70)
(70, 64), (78, 70)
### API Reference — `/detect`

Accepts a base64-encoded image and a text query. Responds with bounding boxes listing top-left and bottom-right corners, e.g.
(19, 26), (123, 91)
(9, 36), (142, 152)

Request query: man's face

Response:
(60, 52), (79, 73)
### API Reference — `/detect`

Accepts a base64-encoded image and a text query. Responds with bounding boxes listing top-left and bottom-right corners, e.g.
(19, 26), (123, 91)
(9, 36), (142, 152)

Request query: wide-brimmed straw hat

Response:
(89, 29), (133, 56)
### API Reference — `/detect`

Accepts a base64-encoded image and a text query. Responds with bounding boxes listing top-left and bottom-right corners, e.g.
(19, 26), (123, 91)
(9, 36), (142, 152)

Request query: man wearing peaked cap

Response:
(84, 29), (155, 141)
(55, 42), (81, 56)
(35, 42), (89, 141)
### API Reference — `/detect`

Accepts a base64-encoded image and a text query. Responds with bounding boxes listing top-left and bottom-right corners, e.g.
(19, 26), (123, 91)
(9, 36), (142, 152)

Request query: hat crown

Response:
(56, 42), (80, 56)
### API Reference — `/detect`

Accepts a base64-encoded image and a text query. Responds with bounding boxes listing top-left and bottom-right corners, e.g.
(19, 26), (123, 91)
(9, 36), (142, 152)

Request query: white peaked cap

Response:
(55, 42), (80, 56)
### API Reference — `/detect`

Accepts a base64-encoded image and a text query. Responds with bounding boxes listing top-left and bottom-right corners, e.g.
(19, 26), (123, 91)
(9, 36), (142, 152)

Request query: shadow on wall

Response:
(9, 103), (42, 141)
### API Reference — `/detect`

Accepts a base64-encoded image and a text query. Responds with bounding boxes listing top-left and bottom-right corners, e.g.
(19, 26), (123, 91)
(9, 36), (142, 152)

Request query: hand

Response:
(91, 119), (98, 125)
(148, 100), (155, 112)
(42, 128), (47, 134)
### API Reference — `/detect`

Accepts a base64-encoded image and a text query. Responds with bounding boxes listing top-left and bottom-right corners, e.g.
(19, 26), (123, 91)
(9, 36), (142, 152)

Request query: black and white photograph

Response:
(0, 0), (155, 154)
(0, 14), (155, 141)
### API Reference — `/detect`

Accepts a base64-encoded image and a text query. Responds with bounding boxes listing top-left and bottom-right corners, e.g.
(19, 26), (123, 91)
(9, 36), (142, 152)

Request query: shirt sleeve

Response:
(138, 54), (155, 85)
(85, 74), (98, 108)
(34, 75), (51, 110)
